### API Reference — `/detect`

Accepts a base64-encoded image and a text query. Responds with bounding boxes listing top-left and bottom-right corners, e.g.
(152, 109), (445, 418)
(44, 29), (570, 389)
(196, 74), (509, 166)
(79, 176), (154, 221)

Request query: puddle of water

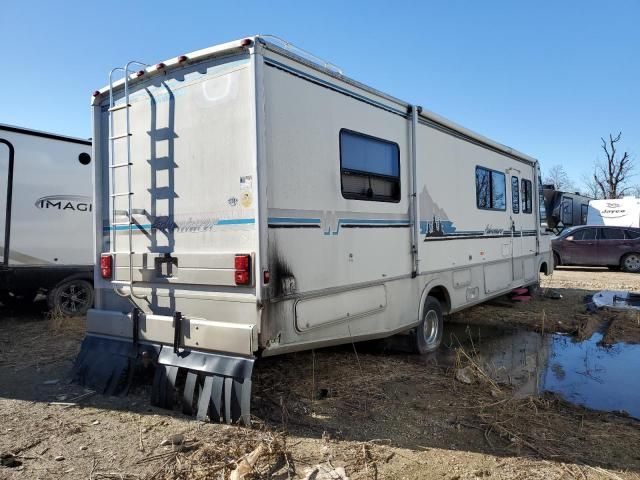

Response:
(593, 290), (640, 310)
(440, 324), (640, 419)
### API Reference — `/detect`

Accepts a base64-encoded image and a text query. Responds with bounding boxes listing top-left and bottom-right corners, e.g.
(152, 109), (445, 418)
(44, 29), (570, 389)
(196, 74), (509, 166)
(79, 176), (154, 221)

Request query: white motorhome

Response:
(587, 197), (640, 228)
(75, 36), (552, 424)
(0, 124), (94, 314)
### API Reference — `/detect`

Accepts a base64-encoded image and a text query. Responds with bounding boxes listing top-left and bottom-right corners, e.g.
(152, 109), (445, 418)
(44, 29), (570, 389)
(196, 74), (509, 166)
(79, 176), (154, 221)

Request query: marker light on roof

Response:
(240, 38), (253, 47)
(177, 55), (188, 63)
(156, 62), (166, 70)
(136, 70), (145, 77)
(92, 91), (100, 97)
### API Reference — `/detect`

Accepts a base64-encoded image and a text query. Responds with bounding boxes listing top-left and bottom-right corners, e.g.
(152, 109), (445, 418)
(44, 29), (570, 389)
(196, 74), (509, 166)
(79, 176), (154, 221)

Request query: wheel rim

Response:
(624, 254), (640, 271)
(59, 283), (90, 314)
(423, 309), (440, 345)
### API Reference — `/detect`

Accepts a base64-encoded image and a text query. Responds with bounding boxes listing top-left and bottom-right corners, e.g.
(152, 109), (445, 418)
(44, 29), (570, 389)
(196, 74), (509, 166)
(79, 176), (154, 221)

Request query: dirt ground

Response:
(1, 268), (640, 480)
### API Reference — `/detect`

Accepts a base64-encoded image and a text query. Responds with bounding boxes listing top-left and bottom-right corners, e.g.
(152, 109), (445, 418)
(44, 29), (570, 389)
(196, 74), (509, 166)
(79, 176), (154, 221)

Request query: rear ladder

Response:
(107, 61), (148, 297)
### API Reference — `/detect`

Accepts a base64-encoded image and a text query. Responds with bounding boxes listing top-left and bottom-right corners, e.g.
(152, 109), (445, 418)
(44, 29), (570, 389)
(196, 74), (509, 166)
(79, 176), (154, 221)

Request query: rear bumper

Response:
(86, 308), (257, 357)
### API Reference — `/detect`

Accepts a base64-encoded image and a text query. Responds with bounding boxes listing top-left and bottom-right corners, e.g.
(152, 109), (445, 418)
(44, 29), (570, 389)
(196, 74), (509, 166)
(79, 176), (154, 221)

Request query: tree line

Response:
(543, 132), (637, 199)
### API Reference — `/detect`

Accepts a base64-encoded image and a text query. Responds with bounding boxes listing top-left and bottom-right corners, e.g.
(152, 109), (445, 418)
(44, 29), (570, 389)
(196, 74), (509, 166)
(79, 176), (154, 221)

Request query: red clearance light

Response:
(92, 90), (100, 97)
(240, 38), (253, 47)
(136, 70), (145, 77)
(234, 254), (251, 286)
(177, 55), (188, 63)
(100, 254), (113, 279)
(156, 62), (166, 70)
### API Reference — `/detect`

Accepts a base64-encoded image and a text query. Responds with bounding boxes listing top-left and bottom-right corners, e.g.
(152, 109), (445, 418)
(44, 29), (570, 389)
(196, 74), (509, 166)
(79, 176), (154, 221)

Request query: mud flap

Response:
(153, 346), (254, 425)
(72, 335), (254, 425)
(72, 335), (152, 396)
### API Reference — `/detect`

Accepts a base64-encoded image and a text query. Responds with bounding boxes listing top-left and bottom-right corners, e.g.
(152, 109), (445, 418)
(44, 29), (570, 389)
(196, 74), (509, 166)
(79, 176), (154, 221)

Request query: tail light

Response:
(234, 254), (251, 286)
(100, 254), (113, 279)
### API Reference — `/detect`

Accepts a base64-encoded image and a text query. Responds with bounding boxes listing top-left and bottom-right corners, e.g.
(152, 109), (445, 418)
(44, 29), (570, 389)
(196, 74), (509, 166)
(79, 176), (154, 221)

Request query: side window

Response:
(601, 228), (625, 240)
(561, 197), (573, 225)
(340, 129), (400, 202)
(625, 230), (640, 239)
(476, 167), (506, 211)
(574, 228), (597, 241)
(580, 204), (588, 224)
(521, 179), (533, 213)
(511, 176), (520, 213)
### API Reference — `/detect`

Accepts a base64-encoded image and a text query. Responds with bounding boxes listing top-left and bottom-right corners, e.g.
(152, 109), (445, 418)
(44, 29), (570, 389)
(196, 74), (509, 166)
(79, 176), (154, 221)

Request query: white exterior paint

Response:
(587, 197), (640, 227)
(0, 125), (93, 267)
(88, 37), (552, 360)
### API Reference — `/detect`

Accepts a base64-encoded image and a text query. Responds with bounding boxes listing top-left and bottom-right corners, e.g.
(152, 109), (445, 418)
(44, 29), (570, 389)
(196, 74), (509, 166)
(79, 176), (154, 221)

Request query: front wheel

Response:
(414, 296), (444, 354)
(621, 253), (640, 273)
(47, 279), (94, 316)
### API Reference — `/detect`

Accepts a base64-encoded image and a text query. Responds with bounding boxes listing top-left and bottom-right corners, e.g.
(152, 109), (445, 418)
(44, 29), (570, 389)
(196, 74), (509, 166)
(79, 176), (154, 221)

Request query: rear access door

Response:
(96, 52), (260, 356)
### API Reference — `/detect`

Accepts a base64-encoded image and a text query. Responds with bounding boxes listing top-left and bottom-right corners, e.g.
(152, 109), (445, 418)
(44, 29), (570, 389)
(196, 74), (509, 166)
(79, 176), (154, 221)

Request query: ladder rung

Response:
(108, 103), (131, 112)
(111, 280), (133, 286)
(110, 251), (134, 255)
(110, 133), (132, 140)
(110, 192), (133, 197)
(112, 222), (133, 226)
(109, 162), (133, 168)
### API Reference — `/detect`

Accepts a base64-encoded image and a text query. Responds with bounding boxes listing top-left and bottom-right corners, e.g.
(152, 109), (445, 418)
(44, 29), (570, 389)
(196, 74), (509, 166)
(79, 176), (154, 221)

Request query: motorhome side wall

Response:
(0, 127), (93, 269)
(259, 48), (551, 355)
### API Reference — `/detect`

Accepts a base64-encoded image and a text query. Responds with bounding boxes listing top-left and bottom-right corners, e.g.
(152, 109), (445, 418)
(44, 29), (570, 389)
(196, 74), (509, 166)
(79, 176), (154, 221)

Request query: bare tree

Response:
(580, 172), (602, 199)
(593, 132), (633, 198)
(544, 164), (574, 191)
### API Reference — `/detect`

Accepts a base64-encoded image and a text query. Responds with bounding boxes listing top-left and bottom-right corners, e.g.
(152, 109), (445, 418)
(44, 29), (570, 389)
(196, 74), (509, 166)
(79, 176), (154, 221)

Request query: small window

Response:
(511, 176), (520, 213)
(625, 229), (640, 239)
(601, 228), (625, 240)
(580, 204), (588, 224)
(340, 129), (400, 202)
(561, 197), (573, 225)
(476, 167), (506, 211)
(572, 228), (597, 241)
(78, 152), (91, 165)
(521, 179), (533, 213)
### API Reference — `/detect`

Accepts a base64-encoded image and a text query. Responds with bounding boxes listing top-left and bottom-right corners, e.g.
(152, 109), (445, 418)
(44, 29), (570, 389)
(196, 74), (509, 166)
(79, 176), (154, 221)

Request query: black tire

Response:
(621, 253), (640, 273)
(607, 266), (621, 271)
(415, 296), (444, 354)
(553, 252), (561, 268)
(47, 279), (94, 316)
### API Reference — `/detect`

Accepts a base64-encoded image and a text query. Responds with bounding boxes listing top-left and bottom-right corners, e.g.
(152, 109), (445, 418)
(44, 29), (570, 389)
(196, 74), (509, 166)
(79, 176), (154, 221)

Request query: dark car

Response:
(552, 226), (640, 272)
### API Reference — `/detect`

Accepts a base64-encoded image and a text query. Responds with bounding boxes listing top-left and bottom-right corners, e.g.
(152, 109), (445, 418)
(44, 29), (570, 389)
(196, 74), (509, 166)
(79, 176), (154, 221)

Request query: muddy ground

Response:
(0, 267), (639, 480)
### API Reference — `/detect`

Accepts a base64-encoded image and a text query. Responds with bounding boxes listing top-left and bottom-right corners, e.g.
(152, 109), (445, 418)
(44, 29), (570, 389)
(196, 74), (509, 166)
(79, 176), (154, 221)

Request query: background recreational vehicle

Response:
(75, 36), (552, 424)
(542, 185), (591, 234)
(0, 124), (94, 314)
(587, 197), (640, 228)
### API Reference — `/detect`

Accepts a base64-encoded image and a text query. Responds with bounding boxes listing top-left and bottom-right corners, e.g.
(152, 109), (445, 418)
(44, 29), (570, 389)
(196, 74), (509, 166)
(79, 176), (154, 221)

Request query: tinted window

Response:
(476, 167), (506, 210)
(580, 204), (588, 224)
(573, 228), (597, 241)
(340, 130), (400, 202)
(625, 230), (640, 239)
(601, 228), (625, 240)
(522, 179), (533, 213)
(561, 198), (573, 225)
(511, 176), (520, 213)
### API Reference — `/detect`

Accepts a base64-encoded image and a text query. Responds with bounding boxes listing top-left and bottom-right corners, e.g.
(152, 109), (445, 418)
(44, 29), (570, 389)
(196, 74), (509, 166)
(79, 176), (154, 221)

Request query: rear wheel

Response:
(414, 296), (444, 354)
(621, 253), (640, 273)
(47, 279), (94, 316)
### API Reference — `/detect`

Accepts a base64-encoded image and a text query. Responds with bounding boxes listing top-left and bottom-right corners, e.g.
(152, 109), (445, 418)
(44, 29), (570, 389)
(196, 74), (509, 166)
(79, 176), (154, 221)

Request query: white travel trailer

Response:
(75, 36), (552, 424)
(0, 124), (94, 314)
(587, 197), (640, 228)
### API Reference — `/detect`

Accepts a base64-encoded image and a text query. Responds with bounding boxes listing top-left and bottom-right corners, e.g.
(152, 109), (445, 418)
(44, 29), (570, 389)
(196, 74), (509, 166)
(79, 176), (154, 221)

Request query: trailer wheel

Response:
(415, 296), (444, 354)
(48, 279), (94, 316)
(621, 253), (640, 273)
